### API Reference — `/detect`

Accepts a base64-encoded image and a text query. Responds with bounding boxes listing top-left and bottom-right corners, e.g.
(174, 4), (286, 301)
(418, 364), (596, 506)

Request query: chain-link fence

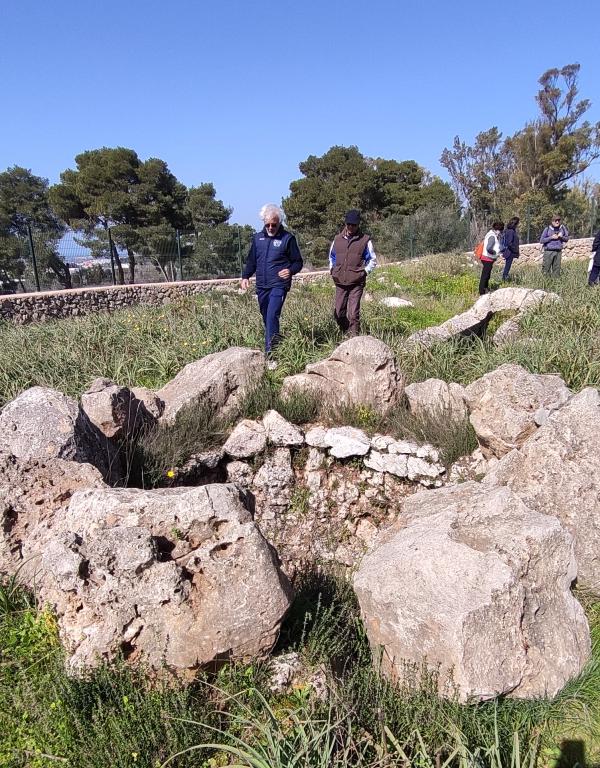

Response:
(0, 225), (254, 294)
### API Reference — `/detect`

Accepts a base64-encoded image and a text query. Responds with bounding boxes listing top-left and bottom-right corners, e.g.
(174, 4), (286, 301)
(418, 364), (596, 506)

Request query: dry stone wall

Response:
(0, 270), (330, 326)
(517, 236), (593, 265)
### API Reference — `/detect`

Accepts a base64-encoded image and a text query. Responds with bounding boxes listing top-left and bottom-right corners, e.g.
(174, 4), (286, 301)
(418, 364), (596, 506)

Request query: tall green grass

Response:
(1, 257), (597, 413)
(2, 565), (600, 768)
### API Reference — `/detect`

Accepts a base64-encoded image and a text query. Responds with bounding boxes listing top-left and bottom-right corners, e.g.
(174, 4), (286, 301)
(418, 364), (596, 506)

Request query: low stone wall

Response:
(0, 270), (330, 326)
(517, 236), (593, 264)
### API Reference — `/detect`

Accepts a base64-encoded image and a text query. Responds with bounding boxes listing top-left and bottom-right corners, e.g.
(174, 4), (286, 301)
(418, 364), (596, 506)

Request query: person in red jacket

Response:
(328, 210), (377, 337)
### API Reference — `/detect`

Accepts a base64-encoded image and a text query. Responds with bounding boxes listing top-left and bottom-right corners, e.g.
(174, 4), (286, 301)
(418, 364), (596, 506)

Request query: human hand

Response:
(240, 278), (249, 291)
(553, 233), (560, 239)
(278, 268), (291, 280)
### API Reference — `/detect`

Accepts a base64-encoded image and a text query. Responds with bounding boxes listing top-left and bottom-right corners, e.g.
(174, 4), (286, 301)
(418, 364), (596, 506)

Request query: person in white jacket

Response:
(479, 221), (504, 295)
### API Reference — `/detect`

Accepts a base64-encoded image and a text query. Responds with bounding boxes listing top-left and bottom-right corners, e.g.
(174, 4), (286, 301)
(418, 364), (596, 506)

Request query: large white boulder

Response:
(16, 483), (291, 676)
(354, 482), (590, 701)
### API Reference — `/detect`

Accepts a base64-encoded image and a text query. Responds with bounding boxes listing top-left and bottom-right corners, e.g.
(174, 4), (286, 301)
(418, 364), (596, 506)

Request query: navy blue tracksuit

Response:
(242, 226), (303, 353)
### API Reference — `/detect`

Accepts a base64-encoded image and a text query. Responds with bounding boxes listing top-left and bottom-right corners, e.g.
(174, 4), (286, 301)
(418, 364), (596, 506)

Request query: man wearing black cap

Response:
(328, 210), (377, 337)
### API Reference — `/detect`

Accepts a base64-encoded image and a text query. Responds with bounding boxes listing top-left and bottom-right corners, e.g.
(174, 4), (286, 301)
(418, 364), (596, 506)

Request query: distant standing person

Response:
(589, 228), (600, 286)
(540, 215), (569, 277)
(241, 204), (303, 367)
(479, 221), (504, 295)
(501, 216), (520, 281)
(328, 210), (377, 337)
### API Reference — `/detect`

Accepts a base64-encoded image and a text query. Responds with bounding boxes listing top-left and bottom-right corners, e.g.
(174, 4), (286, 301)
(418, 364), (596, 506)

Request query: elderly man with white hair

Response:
(241, 204), (303, 367)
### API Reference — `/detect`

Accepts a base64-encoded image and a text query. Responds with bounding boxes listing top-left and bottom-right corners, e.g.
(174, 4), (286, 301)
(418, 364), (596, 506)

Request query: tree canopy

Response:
(441, 63), (600, 236)
(283, 146), (455, 263)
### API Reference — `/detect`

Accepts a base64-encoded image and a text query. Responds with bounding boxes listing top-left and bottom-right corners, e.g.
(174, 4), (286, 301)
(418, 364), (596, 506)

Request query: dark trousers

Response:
(502, 255), (515, 280)
(589, 264), (600, 285)
(542, 249), (562, 277)
(334, 279), (365, 336)
(479, 260), (494, 295)
(257, 286), (287, 353)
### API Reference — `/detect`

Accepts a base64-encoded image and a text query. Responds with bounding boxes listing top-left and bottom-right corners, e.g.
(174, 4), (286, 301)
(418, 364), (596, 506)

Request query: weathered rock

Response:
(0, 454), (105, 577)
(484, 387), (600, 591)
(223, 420), (267, 459)
(405, 379), (468, 425)
(225, 460), (254, 489)
(20, 483), (292, 675)
(131, 386), (165, 420)
(364, 450), (408, 477)
(262, 410), (304, 447)
(380, 297), (414, 308)
(354, 482), (590, 701)
(407, 288), (557, 348)
(253, 448), (295, 520)
(406, 455), (445, 485)
(0, 386), (121, 483)
(281, 336), (403, 414)
(465, 364), (571, 458)
(81, 378), (150, 440)
(158, 347), (265, 424)
(323, 427), (371, 459)
(492, 317), (522, 347)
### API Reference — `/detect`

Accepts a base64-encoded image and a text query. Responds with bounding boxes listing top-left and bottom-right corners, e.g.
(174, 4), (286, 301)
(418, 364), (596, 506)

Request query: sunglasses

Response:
(265, 222), (279, 229)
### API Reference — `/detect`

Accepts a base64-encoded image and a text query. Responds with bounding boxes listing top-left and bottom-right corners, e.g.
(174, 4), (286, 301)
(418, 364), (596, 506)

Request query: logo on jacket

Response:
(273, 240), (282, 248)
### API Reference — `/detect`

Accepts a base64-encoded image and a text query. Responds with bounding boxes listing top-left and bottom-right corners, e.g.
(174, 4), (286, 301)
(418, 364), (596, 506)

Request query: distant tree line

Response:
(1, 63), (598, 291)
(440, 63), (600, 239)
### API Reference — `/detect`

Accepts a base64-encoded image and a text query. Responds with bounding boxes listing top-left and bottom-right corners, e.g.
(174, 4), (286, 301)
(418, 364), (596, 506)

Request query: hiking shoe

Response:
(267, 359), (278, 371)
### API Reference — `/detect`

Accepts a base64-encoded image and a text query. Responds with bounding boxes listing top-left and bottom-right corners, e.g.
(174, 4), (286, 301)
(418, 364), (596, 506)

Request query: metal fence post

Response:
(176, 229), (183, 281)
(107, 228), (117, 286)
(526, 204), (531, 244)
(27, 224), (41, 292)
(237, 225), (242, 276)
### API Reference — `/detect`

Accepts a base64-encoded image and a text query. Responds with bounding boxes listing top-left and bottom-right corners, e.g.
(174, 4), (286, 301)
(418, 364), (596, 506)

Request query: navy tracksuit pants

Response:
(257, 287), (287, 353)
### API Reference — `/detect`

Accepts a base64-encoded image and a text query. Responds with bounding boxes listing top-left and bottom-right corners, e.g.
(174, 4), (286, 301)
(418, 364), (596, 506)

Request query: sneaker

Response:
(267, 359), (278, 371)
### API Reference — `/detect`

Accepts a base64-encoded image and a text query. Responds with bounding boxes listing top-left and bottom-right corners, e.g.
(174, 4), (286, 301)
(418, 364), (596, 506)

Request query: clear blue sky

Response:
(2, 0), (599, 226)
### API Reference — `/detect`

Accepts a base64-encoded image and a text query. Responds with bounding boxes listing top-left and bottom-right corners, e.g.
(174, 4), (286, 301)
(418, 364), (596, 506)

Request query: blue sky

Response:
(2, 0), (599, 226)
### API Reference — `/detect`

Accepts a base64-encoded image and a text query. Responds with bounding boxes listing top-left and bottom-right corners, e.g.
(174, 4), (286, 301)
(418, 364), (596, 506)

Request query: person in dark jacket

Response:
(241, 204), (303, 365)
(501, 216), (520, 280)
(589, 229), (600, 286)
(540, 215), (569, 277)
(328, 209), (377, 337)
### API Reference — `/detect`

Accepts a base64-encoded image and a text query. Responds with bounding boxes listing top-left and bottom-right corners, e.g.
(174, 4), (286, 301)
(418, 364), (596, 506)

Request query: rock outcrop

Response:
(157, 347), (265, 424)
(281, 336), (403, 415)
(485, 387), (600, 592)
(465, 364), (571, 458)
(354, 482), (590, 702)
(81, 378), (155, 440)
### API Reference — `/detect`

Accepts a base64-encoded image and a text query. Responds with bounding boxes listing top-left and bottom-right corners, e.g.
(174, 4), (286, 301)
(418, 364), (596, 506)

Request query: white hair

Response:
(259, 203), (284, 223)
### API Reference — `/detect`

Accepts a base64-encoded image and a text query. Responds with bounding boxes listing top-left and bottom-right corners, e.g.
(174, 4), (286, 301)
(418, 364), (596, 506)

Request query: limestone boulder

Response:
(131, 386), (165, 420)
(262, 410), (304, 447)
(19, 483), (292, 675)
(158, 347), (265, 424)
(81, 378), (153, 441)
(223, 419), (267, 459)
(407, 288), (557, 348)
(465, 364), (571, 458)
(405, 379), (468, 425)
(281, 336), (403, 415)
(0, 386), (122, 483)
(354, 482), (590, 701)
(485, 387), (600, 592)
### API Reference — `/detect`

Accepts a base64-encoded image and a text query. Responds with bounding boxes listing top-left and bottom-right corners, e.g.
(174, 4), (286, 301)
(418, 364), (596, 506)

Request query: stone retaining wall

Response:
(0, 270), (330, 326)
(517, 236), (593, 264)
